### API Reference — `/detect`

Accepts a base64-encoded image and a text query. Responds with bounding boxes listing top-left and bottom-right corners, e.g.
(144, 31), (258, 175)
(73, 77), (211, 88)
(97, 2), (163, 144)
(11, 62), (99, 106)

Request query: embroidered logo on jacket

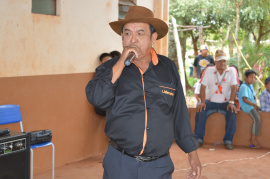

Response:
(162, 90), (174, 96)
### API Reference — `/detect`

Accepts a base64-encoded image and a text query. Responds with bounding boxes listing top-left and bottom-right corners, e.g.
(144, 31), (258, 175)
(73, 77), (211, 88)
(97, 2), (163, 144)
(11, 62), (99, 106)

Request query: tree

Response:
(235, 0), (244, 74)
(240, 1), (270, 45)
(239, 40), (270, 93)
(169, 0), (236, 90)
(170, 0), (235, 54)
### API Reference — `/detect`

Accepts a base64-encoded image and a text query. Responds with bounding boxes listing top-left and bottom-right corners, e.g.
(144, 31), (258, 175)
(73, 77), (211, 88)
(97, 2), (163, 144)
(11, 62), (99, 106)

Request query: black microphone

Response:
(124, 52), (136, 66)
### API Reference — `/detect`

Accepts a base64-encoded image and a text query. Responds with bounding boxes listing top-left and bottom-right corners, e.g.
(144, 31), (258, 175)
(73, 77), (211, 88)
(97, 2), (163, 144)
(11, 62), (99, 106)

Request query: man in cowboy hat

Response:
(86, 6), (201, 179)
(196, 50), (239, 150)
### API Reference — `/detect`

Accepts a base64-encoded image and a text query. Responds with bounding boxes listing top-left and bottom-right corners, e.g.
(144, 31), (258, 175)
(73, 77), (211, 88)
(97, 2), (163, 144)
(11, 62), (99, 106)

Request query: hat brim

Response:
(215, 56), (228, 61)
(109, 18), (168, 40)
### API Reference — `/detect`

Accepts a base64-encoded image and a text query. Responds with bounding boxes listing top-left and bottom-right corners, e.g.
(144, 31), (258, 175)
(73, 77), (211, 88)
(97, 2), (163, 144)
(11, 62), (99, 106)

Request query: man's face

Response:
(121, 22), (157, 59)
(245, 73), (256, 84)
(215, 60), (228, 72)
(201, 49), (208, 56)
(265, 81), (270, 91)
(101, 56), (111, 64)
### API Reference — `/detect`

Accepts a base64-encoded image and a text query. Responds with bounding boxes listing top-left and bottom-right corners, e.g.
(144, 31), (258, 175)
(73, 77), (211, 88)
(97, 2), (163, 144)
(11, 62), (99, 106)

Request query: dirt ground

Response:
(35, 142), (270, 179)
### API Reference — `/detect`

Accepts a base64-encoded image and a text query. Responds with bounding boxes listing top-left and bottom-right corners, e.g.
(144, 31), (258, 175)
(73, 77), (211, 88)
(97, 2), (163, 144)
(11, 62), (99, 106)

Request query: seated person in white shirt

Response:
(195, 50), (239, 150)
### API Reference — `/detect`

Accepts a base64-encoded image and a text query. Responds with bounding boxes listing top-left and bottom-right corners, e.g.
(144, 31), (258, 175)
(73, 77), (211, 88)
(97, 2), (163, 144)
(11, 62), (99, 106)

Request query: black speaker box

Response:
(0, 131), (30, 179)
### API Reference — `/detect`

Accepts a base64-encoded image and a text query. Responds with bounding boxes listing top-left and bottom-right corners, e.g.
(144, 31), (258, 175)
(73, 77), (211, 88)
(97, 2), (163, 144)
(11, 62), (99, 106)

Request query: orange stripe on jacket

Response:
(132, 62), (147, 155)
(139, 75), (148, 155)
(133, 48), (158, 155)
(151, 48), (159, 66)
(159, 86), (176, 91)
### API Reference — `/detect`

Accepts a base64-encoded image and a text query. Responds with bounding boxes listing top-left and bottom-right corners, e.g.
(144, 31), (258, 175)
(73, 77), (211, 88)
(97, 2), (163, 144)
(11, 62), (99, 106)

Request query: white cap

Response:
(200, 45), (208, 50)
(215, 50), (228, 61)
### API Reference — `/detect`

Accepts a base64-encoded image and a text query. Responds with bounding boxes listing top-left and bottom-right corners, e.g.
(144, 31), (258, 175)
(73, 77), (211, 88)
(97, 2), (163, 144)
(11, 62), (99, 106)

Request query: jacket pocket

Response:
(159, 82), (176, 107)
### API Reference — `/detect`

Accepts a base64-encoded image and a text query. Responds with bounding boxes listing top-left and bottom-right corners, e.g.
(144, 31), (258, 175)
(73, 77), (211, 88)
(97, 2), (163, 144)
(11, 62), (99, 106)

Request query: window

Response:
(119, 0), (137, 20)
(32, 0), (60, 16)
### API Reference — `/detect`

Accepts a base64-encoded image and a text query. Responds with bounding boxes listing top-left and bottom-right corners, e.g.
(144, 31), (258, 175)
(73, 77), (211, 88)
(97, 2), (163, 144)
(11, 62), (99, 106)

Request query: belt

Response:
(109, 139), (169, 162)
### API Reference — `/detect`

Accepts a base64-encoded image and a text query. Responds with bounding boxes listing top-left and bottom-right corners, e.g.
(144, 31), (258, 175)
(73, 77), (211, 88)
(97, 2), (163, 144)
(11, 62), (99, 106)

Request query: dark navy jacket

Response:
(86, 50), (198, 157)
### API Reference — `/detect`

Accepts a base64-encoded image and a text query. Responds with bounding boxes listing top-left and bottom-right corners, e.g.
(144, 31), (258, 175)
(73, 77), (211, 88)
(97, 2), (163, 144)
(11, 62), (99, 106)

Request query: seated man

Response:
(259, 77), (270, 112)
(195, 50), (239, 150)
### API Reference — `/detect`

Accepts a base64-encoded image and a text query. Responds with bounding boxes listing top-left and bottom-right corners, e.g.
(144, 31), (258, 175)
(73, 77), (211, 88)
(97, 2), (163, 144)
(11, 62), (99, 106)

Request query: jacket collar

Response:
(151, 48), (159, 66)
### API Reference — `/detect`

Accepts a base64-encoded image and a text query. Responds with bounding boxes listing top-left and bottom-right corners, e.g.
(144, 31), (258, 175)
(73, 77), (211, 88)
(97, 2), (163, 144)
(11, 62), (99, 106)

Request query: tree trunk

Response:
(255, 20), (270, 45)
(228, 29), (234, 58)
(256, 23), (263, 45)
(199, 26), (204, 46)
(252, 31), (257, 42)
(221, 26), (231, 50)
(191, 31), (199, 56)
(235, 0), (243, 79)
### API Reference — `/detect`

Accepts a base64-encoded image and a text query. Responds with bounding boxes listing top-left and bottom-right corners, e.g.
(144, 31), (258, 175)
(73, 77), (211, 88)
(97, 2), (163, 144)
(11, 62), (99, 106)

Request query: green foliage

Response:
(169, 0), (270, 95)
(228, 56), (238, 67)
(186, 89), (194, 97)
(170, 0), (235, 37)
(242, 6), (264, 23)
(169, 0), (237, 69)
(260, 45), (270, 81)
(187, 77), (199, 87)
(239, 40), (270, 93)
(240, 0), (270, 42)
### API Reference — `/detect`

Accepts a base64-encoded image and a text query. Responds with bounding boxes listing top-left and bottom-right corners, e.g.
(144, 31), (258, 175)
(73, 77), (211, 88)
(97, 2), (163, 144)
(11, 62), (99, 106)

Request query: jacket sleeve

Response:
(85, 62), (118, 110)
(171, 61), (198, 153)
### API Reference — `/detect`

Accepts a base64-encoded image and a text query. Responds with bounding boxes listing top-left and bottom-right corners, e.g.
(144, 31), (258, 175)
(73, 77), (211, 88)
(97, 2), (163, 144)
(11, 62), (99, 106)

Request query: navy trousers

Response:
(103, 144), (174, 179)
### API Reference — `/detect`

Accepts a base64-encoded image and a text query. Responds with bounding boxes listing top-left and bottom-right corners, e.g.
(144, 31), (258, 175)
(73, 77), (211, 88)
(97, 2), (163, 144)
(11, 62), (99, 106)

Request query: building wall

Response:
(0, 73), (109, 174)
(0, 0), (169, 175)
(0, 0), (123, 77)
(0, 0), (168, 77)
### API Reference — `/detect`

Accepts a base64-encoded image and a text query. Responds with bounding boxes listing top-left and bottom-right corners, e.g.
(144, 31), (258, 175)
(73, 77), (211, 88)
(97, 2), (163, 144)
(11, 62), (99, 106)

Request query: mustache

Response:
(126, 44), (140, 49)
(124, 45), (142, 53)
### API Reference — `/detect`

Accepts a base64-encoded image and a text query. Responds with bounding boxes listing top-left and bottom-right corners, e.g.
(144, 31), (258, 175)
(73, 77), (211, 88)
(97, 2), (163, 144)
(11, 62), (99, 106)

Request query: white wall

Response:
(0, 0), (123, 77)
(137, 0), (154, 11)
(0, 0), (169, 77)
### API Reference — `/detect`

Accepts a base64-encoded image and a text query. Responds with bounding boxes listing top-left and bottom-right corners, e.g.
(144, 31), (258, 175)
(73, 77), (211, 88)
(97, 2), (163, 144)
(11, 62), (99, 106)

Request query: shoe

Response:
(249, 145), (260, 149)
(225, 144), (234, 150)
(198, 142), (203, 148)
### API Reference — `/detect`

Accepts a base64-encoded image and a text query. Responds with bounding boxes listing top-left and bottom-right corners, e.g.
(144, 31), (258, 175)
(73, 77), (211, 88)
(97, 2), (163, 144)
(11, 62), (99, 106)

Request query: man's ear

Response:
(151, 32), (158, 45)
(121, 33), (124, 41)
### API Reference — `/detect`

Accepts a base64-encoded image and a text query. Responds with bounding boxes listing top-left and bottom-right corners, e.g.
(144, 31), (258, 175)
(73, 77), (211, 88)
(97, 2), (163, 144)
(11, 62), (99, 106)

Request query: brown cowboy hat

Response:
(109, 6), (168, 40)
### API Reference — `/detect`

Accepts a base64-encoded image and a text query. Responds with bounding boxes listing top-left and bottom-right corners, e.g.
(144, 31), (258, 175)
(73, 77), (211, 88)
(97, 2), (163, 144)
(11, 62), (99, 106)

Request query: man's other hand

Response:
(187, 150), (201, 179)
(196, 102), (206, 112)
(227, 103), (237, 113)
